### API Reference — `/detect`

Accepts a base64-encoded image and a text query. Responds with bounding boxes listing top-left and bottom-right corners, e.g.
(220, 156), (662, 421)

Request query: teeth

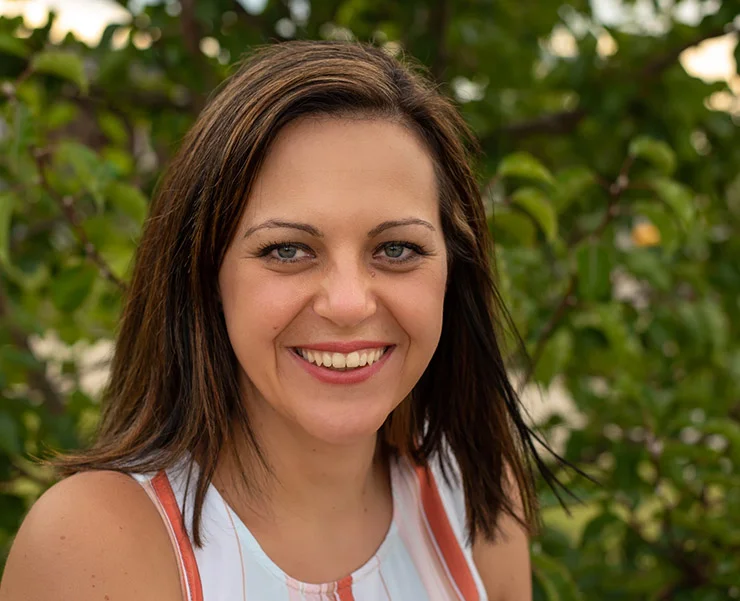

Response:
(297, 347), (388, 370)
(346, 352), (360, 368)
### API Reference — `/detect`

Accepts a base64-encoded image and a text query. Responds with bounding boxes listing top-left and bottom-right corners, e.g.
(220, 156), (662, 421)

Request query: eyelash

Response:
(255, 240), (430, 265)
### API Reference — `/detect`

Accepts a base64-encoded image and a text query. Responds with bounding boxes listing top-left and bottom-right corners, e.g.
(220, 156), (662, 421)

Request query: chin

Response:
(296, 400), (394, 447)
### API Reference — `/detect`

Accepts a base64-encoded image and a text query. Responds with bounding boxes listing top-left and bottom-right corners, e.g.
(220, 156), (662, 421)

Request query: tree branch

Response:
(179, 0), (212, 112)
(498, 108), (588, 139)
(567, 155), (632, 247)
(33, 149), (127, 292)
(10, 217), (65, 253)
(232, 0), (270, 32)
(641, 25), (739, 79)
(491, 24), (738, 142)
(428, 0), (452, 81)
(11, 458), (55, 487)
(522, 277), (577, 385)
(522, 154), (634, 385)
(180, 0), (202, 59)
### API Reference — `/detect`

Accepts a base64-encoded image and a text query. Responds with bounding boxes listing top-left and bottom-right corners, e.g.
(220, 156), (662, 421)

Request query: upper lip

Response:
(292, 341), (392, 353)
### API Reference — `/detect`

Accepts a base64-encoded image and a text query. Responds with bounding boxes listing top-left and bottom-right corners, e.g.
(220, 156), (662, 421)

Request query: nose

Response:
(313, 258), (378, 328)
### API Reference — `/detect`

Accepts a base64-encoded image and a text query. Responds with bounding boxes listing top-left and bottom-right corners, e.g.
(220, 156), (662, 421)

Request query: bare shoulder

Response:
(0, 470), (183, 601)
(471, 466), (532, 601)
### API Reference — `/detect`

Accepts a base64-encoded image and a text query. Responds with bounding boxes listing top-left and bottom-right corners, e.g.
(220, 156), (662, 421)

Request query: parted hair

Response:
(55, 40), (558, 546)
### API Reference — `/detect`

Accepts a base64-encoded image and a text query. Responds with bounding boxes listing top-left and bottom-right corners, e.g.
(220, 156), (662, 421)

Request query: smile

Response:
(293, 346), (391, 371)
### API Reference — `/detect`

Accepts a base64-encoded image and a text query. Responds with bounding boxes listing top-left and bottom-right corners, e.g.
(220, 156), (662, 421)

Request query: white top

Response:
(131, 454), (487, 601)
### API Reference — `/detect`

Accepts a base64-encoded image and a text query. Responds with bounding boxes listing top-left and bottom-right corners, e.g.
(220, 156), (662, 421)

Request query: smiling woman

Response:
(0, 41), (559, 601)
(219, 116), (449, 449)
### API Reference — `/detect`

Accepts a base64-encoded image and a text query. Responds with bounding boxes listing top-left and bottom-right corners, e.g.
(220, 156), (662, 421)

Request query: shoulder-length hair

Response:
(56, 40), (560, 546)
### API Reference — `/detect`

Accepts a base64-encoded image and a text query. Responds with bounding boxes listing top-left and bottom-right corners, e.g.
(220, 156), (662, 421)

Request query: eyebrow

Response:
(243, 218), (436, 238)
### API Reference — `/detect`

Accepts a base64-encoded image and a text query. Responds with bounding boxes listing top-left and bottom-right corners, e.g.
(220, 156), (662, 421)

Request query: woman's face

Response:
(218, 116), (448, 446)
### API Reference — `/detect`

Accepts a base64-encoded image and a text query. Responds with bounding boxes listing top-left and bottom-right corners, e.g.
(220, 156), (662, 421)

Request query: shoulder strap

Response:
(134, 471), (204, 601)
(415, 464), (481, 601)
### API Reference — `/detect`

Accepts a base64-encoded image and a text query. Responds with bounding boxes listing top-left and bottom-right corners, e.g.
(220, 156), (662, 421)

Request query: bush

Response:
(1, 2), (739, 598)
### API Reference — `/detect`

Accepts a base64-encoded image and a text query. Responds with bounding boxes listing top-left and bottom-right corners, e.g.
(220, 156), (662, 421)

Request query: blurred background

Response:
(0, 0), (738, 598)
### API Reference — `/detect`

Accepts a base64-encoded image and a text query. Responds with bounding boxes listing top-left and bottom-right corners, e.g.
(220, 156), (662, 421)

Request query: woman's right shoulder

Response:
(0, 470), (183, 601)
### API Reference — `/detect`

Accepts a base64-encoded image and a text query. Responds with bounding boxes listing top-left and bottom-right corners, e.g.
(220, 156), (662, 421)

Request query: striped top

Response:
(131, 455), (487, 601)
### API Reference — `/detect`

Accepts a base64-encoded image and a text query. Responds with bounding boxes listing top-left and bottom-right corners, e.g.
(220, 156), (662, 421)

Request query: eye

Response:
(383, 243), (405, 258)
(375, 241), (429, 263)
(257, 242), (313, 264)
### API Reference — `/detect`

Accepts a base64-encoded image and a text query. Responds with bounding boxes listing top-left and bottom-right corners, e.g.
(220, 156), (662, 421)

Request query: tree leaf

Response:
(105, 181), (148, 225)
(51, 264), (98, 313)
(629, 136), (676, 175)
(652, 177), (695, 229)
(498, 152), (555, 185)
(0, 33), (31, 59)
(0, 494), (25, 531)
(576, 241), (612, 301)
(553, 166), (597, 213)
(623, 248), (672, 291)
(490, 207), (537, 247)
(532, 553), (585, 601)
(534, 328), (573, 386)
(580, 511), (625, 548)
(0, 413), (22, 455)
(512, 187), (558, 241)
(0, 192), (15, 266)
(696, 298), (730, 354)
(54, 141), (113, 211)
(534, 565), (561, 601)
(31, 50), (89, 94)
(101, 147), (135, 177)
(593, 304), (640, 359)
(98, 111), (129, 146)
(45, 101), (80, 129)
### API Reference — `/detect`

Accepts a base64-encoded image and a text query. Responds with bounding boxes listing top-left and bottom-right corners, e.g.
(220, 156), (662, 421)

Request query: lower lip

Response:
(289, 347), (394, 384)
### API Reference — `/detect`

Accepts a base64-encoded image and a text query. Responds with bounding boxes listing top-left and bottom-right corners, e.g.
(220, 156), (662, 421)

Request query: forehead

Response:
(242, 116), (439, 225)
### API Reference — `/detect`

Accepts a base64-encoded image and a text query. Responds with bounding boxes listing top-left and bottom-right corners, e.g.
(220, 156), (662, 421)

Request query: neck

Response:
(215, 385), (390, 527)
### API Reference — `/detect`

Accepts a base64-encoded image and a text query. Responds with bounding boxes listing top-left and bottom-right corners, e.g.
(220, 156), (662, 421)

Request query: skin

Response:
(0, 116), (530, 601)
(215, 115), (449, 582)
(219, 116), (448, 449)
(0, 471), (183, 601)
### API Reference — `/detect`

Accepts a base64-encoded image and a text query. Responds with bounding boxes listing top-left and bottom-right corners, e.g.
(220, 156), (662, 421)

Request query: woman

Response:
(1, 41), (555, 601)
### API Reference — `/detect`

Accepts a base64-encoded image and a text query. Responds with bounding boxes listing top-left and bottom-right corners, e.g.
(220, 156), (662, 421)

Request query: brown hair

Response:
(56, 40), (561, 546)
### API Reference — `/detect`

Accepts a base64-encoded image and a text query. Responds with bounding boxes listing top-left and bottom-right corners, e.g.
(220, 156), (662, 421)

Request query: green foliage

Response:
(30, 50), (88, 94)
(0, 1), (739, 597)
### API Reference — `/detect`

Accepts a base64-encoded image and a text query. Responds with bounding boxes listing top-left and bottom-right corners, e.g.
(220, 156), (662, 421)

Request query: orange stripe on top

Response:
(152, 471), (204, 601)
(336, 575), (356, 601)
(415, 466), (479, 601)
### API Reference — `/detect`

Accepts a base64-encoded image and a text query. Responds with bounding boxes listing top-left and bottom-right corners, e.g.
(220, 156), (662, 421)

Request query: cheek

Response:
(219, 262), (307, 351)
(388, 266), (447, 350)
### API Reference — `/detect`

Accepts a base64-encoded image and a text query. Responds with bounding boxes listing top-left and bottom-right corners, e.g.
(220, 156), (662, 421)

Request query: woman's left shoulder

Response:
(427, 452), (532, 601)
(470, 464), (532, 601)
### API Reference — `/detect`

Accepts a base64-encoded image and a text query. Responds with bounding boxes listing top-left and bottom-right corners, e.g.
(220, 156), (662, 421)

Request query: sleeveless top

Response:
(131, 454), (488, 601)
